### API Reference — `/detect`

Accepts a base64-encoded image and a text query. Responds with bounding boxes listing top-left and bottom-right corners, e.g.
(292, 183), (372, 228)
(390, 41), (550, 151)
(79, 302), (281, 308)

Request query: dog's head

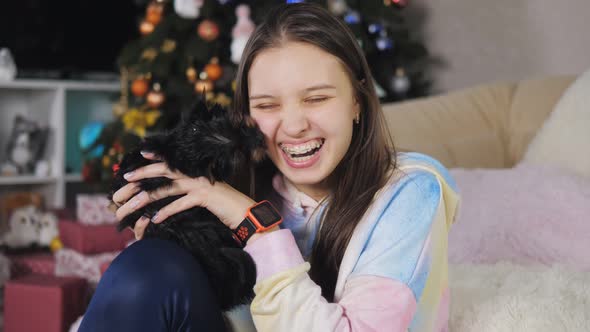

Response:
(139, 100), (266, 182)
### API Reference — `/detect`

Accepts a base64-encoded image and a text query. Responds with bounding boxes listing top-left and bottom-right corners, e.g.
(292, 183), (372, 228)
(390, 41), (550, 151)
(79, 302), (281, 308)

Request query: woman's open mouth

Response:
(279, 138), (325, 168)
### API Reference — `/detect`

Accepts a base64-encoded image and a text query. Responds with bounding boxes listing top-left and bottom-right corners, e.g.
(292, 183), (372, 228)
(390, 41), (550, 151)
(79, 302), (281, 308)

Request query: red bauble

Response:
(146, 2), (165, 25)
(204, 59), (223, 81)
(131, 78), (149, 97)
(198, 20), (220, 42)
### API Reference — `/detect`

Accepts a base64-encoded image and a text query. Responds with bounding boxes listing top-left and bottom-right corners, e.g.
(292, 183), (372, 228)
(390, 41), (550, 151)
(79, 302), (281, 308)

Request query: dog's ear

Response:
(241, 115), (266, 163)
(183, 99), (213, 124)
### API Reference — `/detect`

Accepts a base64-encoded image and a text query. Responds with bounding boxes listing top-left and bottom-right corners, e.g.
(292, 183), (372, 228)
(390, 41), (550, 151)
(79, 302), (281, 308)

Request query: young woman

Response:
(79, 3), (459, 332)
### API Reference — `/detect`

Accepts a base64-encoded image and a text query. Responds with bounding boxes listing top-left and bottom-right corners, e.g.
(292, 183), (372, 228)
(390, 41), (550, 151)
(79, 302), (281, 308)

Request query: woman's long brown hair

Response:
(232, 3), (396, 301)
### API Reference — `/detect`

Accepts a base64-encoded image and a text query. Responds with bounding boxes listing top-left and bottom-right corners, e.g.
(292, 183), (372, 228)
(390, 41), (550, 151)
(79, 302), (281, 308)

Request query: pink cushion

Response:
(448, 163), (590, 270)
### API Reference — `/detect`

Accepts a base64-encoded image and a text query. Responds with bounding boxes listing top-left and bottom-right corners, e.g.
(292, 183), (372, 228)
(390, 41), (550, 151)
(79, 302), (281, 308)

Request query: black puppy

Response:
(111, 100), (266, 311)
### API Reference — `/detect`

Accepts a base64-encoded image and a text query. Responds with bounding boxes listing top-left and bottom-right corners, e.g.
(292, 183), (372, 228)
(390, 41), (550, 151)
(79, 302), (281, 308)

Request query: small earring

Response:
(354, 113), (360, 124)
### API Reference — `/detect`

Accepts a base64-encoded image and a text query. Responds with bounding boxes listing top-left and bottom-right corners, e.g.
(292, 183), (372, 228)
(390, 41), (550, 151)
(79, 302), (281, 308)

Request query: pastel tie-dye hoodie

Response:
(226, 152), (460, 332)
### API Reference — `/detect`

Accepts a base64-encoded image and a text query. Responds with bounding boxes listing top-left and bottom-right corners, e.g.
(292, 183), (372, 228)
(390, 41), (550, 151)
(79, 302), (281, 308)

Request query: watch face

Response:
(251, 202), (282, 227)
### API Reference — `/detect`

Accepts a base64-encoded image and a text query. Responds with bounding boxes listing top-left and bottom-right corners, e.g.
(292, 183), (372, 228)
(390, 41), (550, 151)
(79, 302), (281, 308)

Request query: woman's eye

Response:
(253, 104), (277, 110)
(306, 96), (329, 104)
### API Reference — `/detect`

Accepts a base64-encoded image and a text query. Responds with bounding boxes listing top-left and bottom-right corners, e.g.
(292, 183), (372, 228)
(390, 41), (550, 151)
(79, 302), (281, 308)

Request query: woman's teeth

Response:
(280, 139), (324, 160)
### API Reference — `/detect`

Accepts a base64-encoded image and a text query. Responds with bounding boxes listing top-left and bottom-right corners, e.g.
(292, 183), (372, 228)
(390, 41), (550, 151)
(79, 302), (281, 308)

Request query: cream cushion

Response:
(523, 68), (590, 177)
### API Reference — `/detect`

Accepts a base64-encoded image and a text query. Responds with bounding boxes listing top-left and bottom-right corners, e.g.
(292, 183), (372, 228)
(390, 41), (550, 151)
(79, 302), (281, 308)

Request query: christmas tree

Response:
(82, 0), (433, 183)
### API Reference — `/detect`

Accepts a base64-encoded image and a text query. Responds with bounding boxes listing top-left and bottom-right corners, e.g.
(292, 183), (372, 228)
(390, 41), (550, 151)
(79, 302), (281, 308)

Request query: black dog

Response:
(111, 100), (265, 311)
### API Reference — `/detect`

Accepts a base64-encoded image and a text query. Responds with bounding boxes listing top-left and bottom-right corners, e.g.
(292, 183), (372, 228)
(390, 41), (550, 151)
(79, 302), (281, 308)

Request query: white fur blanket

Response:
(449, 262), (590, 331)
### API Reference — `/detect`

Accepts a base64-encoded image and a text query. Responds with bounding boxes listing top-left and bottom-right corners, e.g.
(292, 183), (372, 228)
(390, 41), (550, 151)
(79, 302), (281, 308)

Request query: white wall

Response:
(407, 0), (590, 92)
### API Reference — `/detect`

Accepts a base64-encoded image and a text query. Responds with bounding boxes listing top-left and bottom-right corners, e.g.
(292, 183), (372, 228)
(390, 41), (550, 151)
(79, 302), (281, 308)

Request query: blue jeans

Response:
(78, 238), (227, 331)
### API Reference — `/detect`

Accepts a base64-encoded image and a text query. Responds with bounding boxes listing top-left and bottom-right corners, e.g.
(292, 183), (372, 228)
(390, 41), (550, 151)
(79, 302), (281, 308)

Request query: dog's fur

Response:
(111, 101), (266, 311)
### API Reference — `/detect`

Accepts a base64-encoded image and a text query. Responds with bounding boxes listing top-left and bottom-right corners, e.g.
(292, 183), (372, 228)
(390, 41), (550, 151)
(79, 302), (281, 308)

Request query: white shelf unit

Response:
(0, 79), (119, 209)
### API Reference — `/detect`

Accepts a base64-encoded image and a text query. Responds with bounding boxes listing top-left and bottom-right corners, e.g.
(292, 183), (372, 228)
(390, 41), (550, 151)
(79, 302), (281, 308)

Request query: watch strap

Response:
(233, 216), (257, 247)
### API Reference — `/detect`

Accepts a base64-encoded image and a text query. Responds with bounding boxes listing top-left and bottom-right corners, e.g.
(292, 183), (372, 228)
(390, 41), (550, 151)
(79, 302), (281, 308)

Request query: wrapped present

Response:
(8, 252), (56, 279)
(76, 194), (117, 225)
(4, 274), (88, 332)
(58, 219), (135, 255)
(55, 248), (120, 284)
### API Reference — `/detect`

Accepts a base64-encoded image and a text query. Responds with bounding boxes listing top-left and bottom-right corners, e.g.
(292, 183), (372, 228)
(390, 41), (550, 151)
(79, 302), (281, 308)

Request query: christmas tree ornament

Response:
(198, 20), (220, 42)
(147, 83), (166, 108)
(231, 4), (255, 64)
(204, 58), (223, 81)
(131, 77), (150, 97)
(141, 48), (159, 61)
(146, 1), (165, 25)
(122, 108), (162, 137)
(328, 0), (347, 16)
(390, 67), (411, 95)
(174, 0), (204, 19)
(195, 77), (214, 93)
(368, 23), (383, 35)
(186, 66), (197, 82)
(161, 39), (177, 53)
(344, 11), (361, 25)
(376, 31), (393, 51)
(384, 0), (392, 6)
(140, 20), (155, 35)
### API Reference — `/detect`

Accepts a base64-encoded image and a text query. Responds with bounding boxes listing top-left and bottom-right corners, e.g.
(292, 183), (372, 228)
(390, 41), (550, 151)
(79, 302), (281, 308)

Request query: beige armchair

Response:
(381, 76), (575, 169)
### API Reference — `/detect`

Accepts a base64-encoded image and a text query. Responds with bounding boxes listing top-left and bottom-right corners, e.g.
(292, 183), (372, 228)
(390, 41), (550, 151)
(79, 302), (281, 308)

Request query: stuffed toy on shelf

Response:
(0, 205), (62, 252)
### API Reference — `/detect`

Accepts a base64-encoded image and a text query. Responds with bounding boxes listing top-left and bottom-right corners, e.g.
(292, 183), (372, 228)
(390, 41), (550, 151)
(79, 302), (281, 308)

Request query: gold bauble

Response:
(140, 21), (155, 35)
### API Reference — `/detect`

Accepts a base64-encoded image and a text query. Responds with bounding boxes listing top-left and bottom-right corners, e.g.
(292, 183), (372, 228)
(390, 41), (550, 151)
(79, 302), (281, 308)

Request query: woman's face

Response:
(248, 41), (359, 200)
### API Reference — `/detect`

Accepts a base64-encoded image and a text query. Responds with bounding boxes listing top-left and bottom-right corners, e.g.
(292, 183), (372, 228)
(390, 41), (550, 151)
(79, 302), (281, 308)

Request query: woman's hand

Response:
(112, 152), (256, 240)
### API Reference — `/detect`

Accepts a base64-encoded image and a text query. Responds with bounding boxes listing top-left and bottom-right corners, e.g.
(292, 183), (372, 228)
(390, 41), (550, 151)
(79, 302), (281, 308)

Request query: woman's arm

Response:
(245, 171), (448, 331)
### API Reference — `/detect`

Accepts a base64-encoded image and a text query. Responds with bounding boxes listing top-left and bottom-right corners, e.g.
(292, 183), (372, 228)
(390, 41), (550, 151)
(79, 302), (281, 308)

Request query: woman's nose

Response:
(280, 106), (309, 136)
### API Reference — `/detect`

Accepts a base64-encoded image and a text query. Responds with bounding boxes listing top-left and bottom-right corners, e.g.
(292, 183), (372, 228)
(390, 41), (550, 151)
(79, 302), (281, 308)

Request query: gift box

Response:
(76, 194), (117, 226)
(4, 274), (88, 332)
(55, 248), (120, 285)
(8, 252), (56, 279)
(58, 219), (135, 255)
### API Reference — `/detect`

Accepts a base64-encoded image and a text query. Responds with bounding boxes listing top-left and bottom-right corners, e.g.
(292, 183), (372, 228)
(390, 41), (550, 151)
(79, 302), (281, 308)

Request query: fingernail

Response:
(151, 212), (159, 223)
(130, 192), (145, 208)
(124, 171), (134, 180)
(140, 151), (151, 157)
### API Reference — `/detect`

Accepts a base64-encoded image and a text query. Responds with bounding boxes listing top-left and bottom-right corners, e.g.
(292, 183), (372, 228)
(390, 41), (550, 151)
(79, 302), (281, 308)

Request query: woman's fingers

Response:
(123, 162), (182, 182)
(112, 182), (141, 207)
(134, 216), (150, 240)
(115, 191), (149, 221)
(151, 191), (206, 224)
